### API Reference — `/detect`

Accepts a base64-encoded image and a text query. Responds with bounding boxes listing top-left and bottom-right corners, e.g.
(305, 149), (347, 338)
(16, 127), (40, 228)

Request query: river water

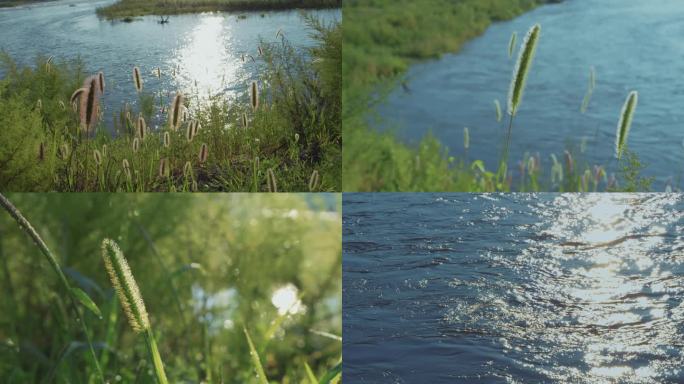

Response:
(0, 0), (339, 129)
(344, 193), (684, 383)
(376, 0), (684, 190)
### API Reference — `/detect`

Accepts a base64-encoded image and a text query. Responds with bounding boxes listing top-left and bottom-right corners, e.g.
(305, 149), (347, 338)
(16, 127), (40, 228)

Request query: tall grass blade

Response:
(243, 327), (269, 384)
(0, 194), (105, 383)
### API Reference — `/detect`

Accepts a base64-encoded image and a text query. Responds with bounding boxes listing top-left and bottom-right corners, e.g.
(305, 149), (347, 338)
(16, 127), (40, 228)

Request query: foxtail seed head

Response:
(98, 71), (105, 94)
(508, 31), (517, 58)
(163, 131), (170, 148)
(308, 170), (320, 191)
(508, 24), (541, 116)
(186, 122), (195, 142)
(267, 168), (277, 192)
(101, 239), (149, 333)
(250, 81), (259, 111)
(159, 158), (170, 178)
(137, 115), (147, 140)
(93, 149), (102, 165)
(615, 91), (638, 160)
(133, 138), (140, 153)
(170, 93), (184, 131)
(133, 66), (143, 92)
(199, 143), (208, 163)
(80, 76), (101, 132)
(463, 127), (470, 150)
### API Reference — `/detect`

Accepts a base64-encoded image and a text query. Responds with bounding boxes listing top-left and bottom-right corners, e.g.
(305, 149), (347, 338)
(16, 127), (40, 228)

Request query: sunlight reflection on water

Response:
(343, 193), (684, 383)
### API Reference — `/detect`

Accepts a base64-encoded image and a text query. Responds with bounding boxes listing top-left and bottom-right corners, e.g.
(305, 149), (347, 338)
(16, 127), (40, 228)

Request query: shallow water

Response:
(0, 0), (339, 129)
(344, 193), (684, 383)
(376, 0), (684, 190)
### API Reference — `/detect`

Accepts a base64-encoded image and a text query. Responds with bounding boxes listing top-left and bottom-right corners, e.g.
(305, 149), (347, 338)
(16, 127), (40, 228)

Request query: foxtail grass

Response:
(80, 75), (101, 133)
(501, 23), (541, 180)
(267, 168), (277, 192)
(616, 90), (638, 160)
(133, 66), (143, 92)
(250, 81), (259, 110)
(199, 143), (208, 163)
(308, 170), (320, 191)
(101, 239), (168, 384)
(0, 194), (105, 383)
(508, 31), (517, 58)
(170, 93), (184, 131)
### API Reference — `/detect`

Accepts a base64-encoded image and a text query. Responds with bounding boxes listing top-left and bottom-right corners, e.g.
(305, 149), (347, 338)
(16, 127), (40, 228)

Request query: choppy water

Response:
(343, 193), (684, 383)
(0, 0), (339, 129)
(376, 0), (684, 190)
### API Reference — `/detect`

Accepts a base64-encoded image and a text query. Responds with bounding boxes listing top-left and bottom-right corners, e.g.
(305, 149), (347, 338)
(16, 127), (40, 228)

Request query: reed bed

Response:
(0, 15), (340, 192)
(0, 193), (342, 383)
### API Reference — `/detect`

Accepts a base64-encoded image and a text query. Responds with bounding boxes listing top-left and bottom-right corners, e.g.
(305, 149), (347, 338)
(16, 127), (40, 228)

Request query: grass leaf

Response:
(71, 287), (103, 319)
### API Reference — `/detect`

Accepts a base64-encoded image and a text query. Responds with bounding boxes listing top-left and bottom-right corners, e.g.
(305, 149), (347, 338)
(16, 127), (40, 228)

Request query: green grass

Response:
(0, 193), (342, 383)
(0, 16), (341, 192)
(96, 0), (340, 20)
(342, 0), (654, 192)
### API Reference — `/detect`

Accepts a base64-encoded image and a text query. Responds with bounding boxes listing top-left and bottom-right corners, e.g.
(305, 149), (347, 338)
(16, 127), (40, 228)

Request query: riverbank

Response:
(97, 0), (340, 19)
(343, 0), (597, 192)
(0, 0), (53, 8)
(0, 18), (341, 192)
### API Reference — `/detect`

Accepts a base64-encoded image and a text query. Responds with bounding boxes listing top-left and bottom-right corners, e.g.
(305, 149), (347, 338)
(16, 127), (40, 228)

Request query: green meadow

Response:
(342, 0), (653, 192)
(0, 193), (341, 383)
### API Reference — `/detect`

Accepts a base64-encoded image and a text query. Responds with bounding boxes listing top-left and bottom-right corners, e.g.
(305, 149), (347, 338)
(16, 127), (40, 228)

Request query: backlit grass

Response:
(0, 193), (342, 383)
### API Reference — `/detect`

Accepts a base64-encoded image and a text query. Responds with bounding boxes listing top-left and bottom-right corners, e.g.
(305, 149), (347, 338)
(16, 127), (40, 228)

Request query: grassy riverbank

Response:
(0, 16), (341, 192)
(343, 0), (653, 192)
(97, 0), (340, 20)
(0, 0), (52, 7)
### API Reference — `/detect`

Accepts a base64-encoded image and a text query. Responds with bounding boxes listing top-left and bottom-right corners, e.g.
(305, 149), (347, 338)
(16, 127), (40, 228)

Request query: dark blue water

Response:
(376, 0), (684, 190)
(0, 0), (339, 130)
(344, 193), (684, 383)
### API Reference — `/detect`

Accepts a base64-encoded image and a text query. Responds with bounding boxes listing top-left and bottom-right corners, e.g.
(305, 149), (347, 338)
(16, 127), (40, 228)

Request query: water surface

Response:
(0, 0), (339, 129)
(344, 193), (684, 382)
(377, 0), (684, 189)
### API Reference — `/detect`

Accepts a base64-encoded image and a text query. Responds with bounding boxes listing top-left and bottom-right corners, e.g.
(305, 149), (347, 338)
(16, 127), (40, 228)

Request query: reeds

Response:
(615, 90), (638, 160)
(101, 239), (168, 384)
(133, 66), (143, 92)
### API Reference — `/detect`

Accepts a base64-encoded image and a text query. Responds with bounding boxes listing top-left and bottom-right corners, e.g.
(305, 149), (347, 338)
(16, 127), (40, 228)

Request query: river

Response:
(376, 0), (684, 190)
(0, 0), (339, 130)
(344, 193), (684, 382)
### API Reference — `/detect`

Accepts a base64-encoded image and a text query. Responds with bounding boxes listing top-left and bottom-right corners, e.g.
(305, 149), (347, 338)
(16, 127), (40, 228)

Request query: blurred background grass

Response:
(0, 193), (341, 383)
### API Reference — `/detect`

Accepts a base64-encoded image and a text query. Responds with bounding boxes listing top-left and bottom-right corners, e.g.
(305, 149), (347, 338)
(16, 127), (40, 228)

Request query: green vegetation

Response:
(0, 193), (341, 383)
(96, 0), (340, 20)
(0, 16), (341, 192)
(0, 0), (52, 8)
(342, 0), (653, 192)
